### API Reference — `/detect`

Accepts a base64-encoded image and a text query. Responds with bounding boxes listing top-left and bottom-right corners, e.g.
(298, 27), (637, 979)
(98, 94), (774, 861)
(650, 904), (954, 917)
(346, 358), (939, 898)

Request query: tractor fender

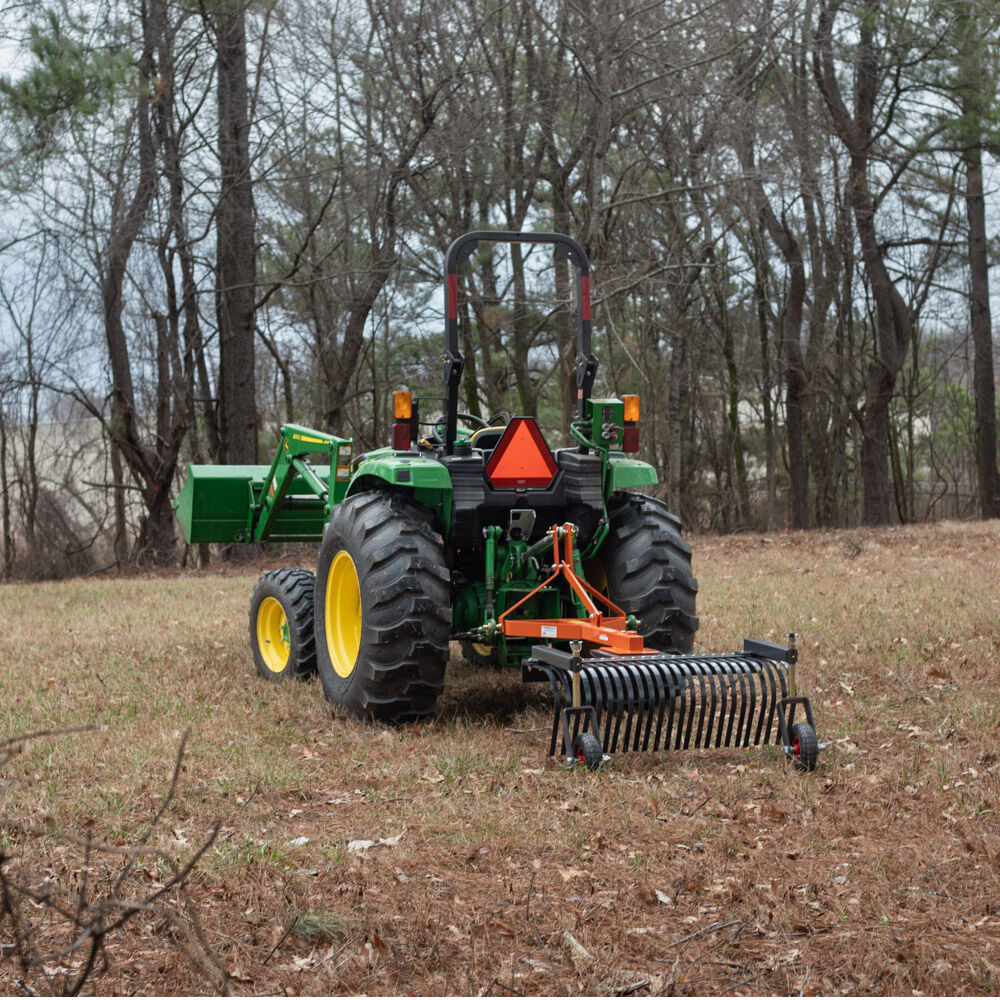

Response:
(345, 452), (453, 535)
(606, 456), (657, 492)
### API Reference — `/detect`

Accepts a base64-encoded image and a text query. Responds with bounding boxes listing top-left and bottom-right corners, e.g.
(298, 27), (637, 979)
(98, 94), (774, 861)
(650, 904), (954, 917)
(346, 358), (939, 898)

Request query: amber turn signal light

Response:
(394, 390), (412, 420)
(623, 395), (640, 422)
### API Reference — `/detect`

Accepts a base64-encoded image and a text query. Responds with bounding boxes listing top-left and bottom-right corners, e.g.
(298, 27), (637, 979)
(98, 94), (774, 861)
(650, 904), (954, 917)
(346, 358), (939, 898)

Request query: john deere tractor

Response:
(175, 231), (818, 770)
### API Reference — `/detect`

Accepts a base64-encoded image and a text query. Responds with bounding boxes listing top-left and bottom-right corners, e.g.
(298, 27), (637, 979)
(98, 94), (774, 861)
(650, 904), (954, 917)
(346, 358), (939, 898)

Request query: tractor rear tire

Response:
(314, 492), (452, 722)
(595, 492), (699, 653)
(249, 568), (317, 681)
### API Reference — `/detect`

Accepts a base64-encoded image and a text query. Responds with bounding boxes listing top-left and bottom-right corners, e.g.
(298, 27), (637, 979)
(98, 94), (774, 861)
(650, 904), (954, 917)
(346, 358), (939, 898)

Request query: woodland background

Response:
(1, 0), (999, 578)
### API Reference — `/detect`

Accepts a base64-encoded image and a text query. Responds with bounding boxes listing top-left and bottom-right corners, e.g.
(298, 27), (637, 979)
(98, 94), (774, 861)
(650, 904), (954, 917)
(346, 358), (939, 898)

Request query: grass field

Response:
(1, 520), (999, 995)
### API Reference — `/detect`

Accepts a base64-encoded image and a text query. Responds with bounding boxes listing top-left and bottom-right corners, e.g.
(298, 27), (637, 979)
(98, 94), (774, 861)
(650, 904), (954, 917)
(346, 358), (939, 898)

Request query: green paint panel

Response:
(606, 457), (657, 491)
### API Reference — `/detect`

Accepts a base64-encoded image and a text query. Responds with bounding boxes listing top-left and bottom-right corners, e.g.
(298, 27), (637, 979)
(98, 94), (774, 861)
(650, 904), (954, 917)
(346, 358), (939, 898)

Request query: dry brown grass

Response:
(1, 520), (999, 995)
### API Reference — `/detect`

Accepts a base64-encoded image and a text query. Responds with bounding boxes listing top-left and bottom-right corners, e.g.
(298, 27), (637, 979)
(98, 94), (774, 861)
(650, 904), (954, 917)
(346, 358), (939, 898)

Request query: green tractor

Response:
(176, 231), (818, 770)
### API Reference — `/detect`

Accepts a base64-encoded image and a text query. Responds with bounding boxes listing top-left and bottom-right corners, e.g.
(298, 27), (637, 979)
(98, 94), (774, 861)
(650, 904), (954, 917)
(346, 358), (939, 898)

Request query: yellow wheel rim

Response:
(257, 596), (290, 673)
(326, 550), (362, 678)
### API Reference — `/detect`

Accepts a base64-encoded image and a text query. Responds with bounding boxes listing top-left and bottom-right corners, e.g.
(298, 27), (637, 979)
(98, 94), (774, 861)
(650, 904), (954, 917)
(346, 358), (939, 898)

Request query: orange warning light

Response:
(485, 417), (558, 488)
(623, 395), (640, 422)
(393, 391), (412, 420)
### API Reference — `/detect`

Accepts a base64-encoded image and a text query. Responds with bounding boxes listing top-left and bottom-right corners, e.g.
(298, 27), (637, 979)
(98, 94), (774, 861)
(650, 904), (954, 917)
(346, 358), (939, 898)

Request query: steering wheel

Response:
(431, 412), (490, 441)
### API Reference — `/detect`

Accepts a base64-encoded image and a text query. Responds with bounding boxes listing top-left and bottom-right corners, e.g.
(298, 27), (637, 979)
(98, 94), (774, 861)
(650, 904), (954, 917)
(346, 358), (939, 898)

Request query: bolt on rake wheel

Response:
(572, 732), (604, 771)
(791, 721), (819, 772)
(249, 568), (317, 681)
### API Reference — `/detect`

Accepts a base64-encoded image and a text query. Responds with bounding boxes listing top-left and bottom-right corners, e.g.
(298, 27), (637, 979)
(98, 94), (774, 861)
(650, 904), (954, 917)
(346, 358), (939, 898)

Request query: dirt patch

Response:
(1, 520), (999, 994)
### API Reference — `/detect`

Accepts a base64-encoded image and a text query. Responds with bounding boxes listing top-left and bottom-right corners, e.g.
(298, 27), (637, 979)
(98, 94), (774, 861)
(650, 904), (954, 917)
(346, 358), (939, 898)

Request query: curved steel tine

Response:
(670, 660), (691, 750)
(742, 658), (759, 748)
(755, 658), (777, 745)
(700, 659), (720, 749)
(580, 670), (598, 743)
(603, 663), (625, 753)
(617, 662), (640, 752)
(731, 659), (750, 747)
(720, 660), (740, 747)
(715, 660), (736, 747)
(587, 666), (614, 752)
(655, 659), (678, 753)
(630, 661), (657, 752)
(687, 660), (709, 749)
(679, 661), (701, 750)
(639, 662), (665, 750)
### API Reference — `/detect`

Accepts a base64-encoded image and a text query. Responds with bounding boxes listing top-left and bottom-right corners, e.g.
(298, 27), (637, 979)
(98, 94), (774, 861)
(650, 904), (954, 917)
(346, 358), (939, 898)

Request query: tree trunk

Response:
(751, 229), (778, 530)
(964, 137), (1000, 518)
(814, 0), (911, 526)
(0, 407), (12, 580)
(215, 0), (258, 463)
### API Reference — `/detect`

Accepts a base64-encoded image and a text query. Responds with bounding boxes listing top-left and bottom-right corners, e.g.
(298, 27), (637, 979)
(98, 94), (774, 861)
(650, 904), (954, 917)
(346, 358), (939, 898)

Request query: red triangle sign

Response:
(485, 417), (558, 488)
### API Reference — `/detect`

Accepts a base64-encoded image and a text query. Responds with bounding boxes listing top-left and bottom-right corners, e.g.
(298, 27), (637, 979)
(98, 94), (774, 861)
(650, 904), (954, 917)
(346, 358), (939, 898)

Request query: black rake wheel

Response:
(314, 492), (452, 722)
(593, 491), (699, 653)
(790, 721), (819, 772)
(249, 568), (317, 681)
(572, 732), (604, 771)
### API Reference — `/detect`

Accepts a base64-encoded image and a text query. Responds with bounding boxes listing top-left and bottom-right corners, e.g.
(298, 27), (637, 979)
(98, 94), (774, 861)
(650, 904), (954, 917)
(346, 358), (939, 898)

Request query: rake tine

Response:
(713, 659), (732, 748)
(732, 659), (751, 747)
(726, 660), (746, 747)
(619, 663), (640, 752)
(650, 660), (672, 753)
(701, 661), (720, 749)
(747, 660), (765, 748)
(671, 661), (690, 750)
(628, 662), (649, 752)
(755, 658), (776, 746)
(639, 663), (663, 751)
(679, 663), (699, 750)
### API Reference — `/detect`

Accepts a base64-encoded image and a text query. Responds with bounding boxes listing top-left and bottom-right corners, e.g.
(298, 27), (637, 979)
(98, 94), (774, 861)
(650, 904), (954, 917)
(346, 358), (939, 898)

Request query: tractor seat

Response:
(469, 425), (507, 453)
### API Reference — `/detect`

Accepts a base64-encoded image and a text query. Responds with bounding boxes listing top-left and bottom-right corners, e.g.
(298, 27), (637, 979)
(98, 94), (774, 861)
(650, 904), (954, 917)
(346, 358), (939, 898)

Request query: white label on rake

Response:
(541, 625), (558, 638)
(599, 634), (609, 642)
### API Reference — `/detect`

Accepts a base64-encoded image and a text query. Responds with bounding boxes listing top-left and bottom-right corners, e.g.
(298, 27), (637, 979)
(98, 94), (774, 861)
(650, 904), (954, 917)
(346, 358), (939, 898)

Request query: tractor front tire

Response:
(594, 492), (699, 653)
(314, 493), (452, 722)
(459, 640), (502, 669)
(249, 568), (317, 681)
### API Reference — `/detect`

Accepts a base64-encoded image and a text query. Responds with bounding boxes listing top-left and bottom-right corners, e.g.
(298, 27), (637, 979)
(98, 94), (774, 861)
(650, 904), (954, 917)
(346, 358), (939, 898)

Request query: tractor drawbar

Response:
(523, 637), (821, 771)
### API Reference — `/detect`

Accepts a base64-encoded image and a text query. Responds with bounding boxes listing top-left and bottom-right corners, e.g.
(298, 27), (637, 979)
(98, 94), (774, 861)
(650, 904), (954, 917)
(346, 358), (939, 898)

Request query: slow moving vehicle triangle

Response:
(485, 417), (558, 488)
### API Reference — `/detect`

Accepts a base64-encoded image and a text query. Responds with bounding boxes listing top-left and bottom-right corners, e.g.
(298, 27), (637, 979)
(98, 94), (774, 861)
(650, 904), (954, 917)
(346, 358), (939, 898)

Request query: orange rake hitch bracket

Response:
(497, 523), (652, 655)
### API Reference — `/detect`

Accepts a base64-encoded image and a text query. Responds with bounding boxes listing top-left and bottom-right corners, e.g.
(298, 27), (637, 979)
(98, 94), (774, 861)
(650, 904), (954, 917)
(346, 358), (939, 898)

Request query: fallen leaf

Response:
(562, 929), (592, 959)
(347, 829), (406, 853)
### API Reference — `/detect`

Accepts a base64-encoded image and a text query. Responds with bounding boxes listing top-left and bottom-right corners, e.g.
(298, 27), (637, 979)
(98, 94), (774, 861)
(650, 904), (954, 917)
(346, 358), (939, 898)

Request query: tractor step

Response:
(523, 639), (819, 770)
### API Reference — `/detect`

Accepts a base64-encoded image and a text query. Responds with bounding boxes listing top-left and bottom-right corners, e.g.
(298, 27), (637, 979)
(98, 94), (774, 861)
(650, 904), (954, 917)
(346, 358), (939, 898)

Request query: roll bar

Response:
(441, 231), (597, 454)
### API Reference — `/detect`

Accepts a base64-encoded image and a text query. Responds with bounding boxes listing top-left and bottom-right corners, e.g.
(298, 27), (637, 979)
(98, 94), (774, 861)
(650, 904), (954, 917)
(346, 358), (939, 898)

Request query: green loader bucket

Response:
(174, 463), (332, 544)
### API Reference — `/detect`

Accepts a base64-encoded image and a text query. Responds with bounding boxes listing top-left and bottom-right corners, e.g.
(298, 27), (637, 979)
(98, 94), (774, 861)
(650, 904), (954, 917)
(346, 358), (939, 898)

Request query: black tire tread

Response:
(572, 732), (604, 771)
(249, 567), (317, 680)
(315, 492), (451, 721)
(791, 721), (819, 772)
(598, 491), (699, 653)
